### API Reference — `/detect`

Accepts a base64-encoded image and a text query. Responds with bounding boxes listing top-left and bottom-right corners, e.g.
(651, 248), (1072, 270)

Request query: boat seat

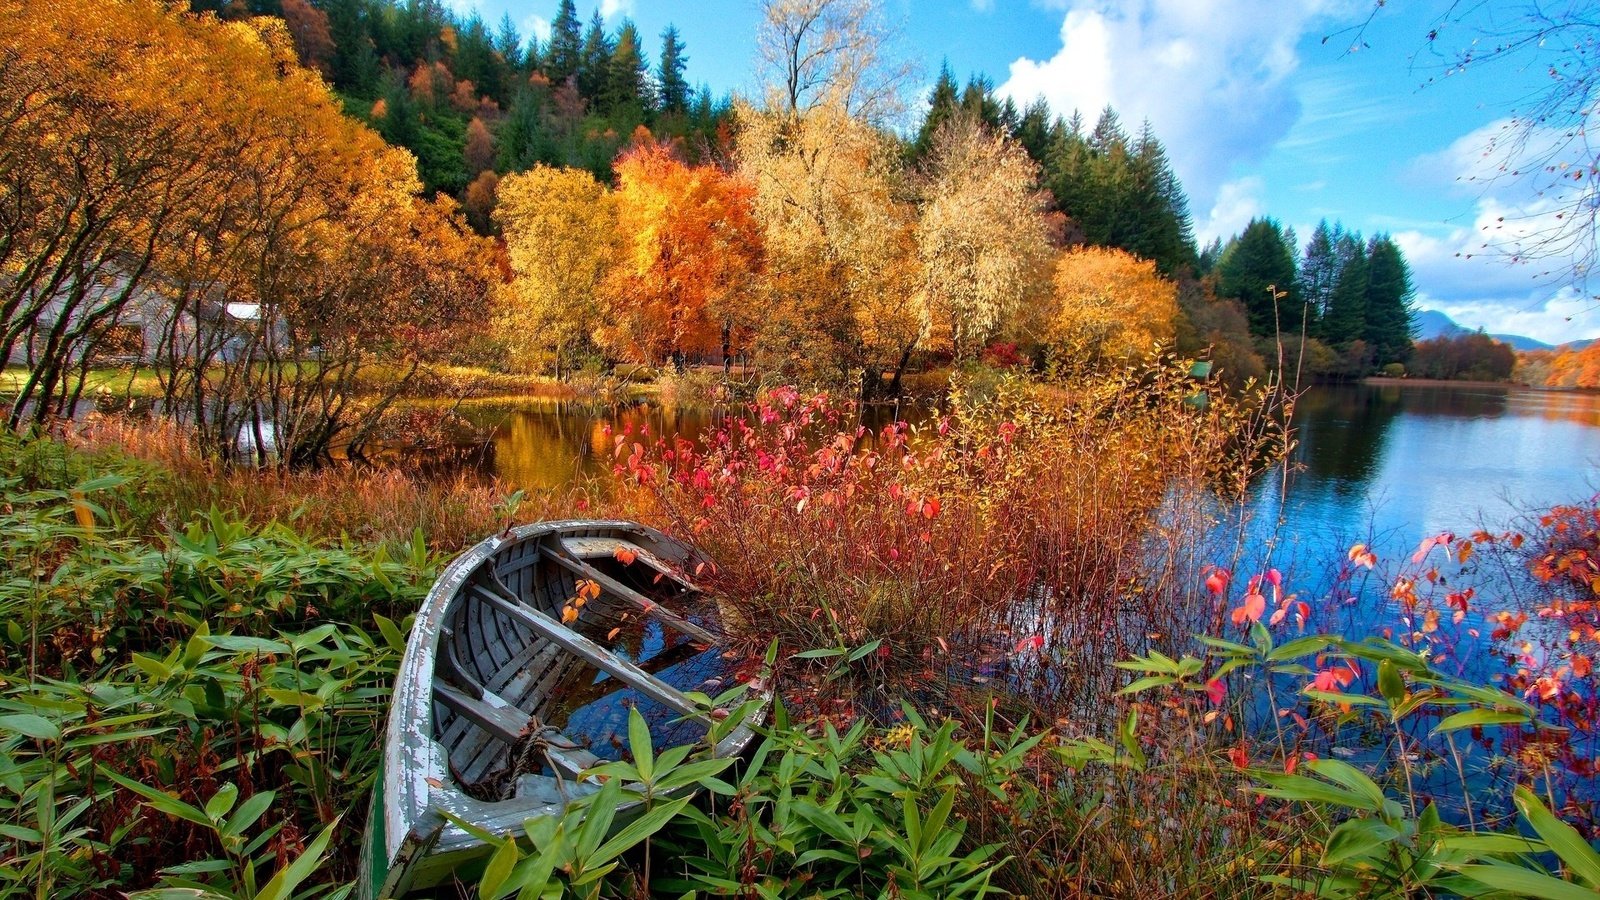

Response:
(433, 681), (602, 781)
(558, 537), (701, 589)
(539, 546), (719, 645)
(434, 680), (528, 745)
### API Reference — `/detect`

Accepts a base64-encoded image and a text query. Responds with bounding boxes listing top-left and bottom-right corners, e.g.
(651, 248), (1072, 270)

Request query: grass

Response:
(1, 364), (166, 398)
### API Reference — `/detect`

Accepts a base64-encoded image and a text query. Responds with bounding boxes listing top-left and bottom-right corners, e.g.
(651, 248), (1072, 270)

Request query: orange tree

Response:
(600, 141), (764, 368)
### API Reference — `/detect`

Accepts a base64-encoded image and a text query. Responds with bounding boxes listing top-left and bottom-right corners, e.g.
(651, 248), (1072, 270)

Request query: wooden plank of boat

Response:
(359, 520), (769, 900)
(538, 544), (720, 645)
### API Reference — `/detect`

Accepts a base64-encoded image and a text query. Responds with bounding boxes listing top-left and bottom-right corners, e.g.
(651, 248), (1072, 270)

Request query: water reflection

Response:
(465, 400), (930, 492)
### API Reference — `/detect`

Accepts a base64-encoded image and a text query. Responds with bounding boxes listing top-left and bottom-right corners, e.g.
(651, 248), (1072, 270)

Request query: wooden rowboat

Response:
(359, 520), (767, 898)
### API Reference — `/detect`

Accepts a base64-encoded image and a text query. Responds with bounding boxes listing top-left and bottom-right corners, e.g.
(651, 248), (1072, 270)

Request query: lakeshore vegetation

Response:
(4, 0), (1600, 898)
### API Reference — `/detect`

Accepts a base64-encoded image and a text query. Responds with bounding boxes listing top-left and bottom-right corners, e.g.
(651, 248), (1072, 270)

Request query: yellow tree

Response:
(493, 166), (617, 376)
(734, 101), (919, 389)
(601, 141), (764, 368)
(1048, 246), (1179, 364)
(915, 114), (1053, 361)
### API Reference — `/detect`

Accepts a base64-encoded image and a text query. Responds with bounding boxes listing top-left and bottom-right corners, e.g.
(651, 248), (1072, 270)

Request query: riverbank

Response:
(1362, 375), (1528, 389)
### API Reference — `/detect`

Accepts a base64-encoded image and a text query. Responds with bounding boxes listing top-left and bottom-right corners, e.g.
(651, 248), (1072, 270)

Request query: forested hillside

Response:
(190, 0), (730, 228)
(106, 0), (1417, 386)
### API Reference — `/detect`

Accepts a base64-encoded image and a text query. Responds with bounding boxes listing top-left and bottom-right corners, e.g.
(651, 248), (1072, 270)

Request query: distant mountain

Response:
(1411, 309), (1593, 352)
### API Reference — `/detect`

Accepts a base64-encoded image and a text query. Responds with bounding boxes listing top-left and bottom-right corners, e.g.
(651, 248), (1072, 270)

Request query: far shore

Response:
(1361, 376), (1600, 394)
(1362, 376), (1527, 389)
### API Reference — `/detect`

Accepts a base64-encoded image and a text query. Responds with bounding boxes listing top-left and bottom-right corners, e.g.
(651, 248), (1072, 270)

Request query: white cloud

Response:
(998, 0), (1346, 212)
(1391, 116), (1600, 343)
(521, 14), (552, 45)
(600, 0), (634, 19)
(1197, 176), (1265, 244)
(971, 0), (995, 11)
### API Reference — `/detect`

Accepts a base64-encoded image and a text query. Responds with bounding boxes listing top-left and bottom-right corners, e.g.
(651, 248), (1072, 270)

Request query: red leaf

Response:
(1206, 678), (1226, 705)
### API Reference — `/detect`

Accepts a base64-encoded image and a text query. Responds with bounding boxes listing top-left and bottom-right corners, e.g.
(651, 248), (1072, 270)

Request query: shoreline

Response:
(1362, 376), (1526, 389)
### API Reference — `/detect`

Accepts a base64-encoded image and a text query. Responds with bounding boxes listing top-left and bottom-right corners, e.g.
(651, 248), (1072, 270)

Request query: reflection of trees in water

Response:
(1291, 385), (1406, 492)
(477, 400), (933, 493)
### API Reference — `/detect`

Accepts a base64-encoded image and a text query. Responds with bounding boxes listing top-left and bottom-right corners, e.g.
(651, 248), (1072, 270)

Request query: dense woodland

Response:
(184, 0), (1421, 389)
(2, 0), (1439, 469)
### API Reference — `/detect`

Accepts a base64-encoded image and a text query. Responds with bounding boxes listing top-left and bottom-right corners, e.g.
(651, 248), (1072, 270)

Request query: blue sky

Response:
(456, 0), (1598, 344)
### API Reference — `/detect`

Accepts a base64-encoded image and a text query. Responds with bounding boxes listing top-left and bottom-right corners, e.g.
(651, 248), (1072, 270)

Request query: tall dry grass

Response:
(66, 416), (540, 551)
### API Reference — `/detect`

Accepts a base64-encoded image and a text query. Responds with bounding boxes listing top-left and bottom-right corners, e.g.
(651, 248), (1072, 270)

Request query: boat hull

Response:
(359, 520), (765, 898)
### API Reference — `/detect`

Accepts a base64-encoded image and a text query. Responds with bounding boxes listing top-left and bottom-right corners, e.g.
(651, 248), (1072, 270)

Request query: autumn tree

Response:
(915, 114), (1053, 361)
(600, 142), (764, 368)
(0, 0), (493, 460)
(1047, 247), (1179, 363)
(734, 101), (919, 389)
(280, 0), (334, 76)
(493, 165), (617, 376)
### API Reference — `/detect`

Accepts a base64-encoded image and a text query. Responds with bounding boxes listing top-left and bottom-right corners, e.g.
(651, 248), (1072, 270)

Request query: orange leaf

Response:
(561, 605), (579, 624)
(614, 547), (638, 565)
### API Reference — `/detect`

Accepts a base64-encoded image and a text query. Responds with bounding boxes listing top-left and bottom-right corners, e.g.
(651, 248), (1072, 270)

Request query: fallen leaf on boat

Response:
(614, 547), (638, 565)
(607, 627), (621, 640)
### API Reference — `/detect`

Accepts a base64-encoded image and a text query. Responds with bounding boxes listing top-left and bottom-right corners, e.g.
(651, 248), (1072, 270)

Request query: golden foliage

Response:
(492, 166), (617, 374)
(600, 141), (764, 364)
(1048, 247), (1179, 363)
(915, 115), (1053, 360)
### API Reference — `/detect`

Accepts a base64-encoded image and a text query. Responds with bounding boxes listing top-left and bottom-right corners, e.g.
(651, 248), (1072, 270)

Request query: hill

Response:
(1414, 308), (1593, 351)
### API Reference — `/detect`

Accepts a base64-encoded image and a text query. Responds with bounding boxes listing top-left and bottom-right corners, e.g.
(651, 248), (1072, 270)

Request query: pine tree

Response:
(1322, 233), (1369, 349)
(498, 85), (558, 171)
(494, 13), (522, 72)
(1299, 220), (1343, 340)
(1043, 115), (1091, 229)
(1013, 98), (1052, 165)
(1363, 235), (1417, 366)
(1126, 122), (1196, 275)
(658, 25), (689, 114)
(325, 0), (379, 95)
(1215, 218), (1302, 336)
(578, 11), (614, 100)
(604, 19), (649, 114)
(912, 63), (960, 158)
(546, 0), (582, 85)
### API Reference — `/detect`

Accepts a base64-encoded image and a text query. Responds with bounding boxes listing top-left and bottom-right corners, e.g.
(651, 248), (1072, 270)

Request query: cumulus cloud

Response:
(521, 14), (552, 45)
(1394, 117), (1600, 344)
(998, 0), (1343, 212)
(600, 0), (634, 18)
(1197, 176), (1265, 245)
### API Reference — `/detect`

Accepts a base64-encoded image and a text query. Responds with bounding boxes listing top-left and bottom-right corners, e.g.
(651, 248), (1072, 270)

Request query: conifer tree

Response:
(547, 0), (582, 84)
(658, 25), (689, 113)
(1126, 122), (1196, 274)
(494, 13), (523, 71)
(912, 63), (960, 158)
(1215, 217), (1302, 336)
(1013, 98), (1052, 165)
(1363, 235), (1417, 365)
(578, 10), (614, 100)
(604, 19), (649, 114)
(1299, 220), (1343, 338)
(1322, 233), (1369, 349)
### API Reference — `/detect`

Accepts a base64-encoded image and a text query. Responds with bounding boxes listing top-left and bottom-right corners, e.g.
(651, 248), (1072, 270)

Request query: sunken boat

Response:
(360, 520), (767, 898)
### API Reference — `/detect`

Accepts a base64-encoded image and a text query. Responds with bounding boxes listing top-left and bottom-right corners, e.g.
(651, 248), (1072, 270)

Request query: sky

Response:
(453, 0), (1599, 345)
